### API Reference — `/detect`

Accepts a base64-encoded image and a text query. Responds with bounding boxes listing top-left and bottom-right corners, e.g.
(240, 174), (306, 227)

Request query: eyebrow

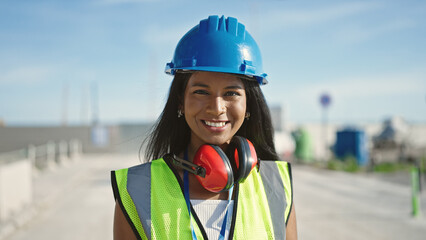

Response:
(190, 83), (209, 88)
(225, 85), (244, 90)
(190, 83), (244, 90)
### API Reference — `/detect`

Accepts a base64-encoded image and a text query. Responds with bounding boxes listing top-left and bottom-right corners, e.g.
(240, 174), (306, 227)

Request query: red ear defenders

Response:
(170, 136), (258, 193)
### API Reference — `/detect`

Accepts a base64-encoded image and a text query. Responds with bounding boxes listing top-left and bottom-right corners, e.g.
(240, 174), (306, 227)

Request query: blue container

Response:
(334, 129), (369, 166)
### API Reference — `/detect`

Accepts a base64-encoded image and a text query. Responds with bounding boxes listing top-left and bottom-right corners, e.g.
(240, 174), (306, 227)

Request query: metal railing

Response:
(0, 139), (82, 225)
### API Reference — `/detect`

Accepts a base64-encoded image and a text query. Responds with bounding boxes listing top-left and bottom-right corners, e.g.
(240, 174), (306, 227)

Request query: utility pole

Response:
(80, 84), (89, 125)
(61, 81), (69, 126)
(91, 81), (99, 126)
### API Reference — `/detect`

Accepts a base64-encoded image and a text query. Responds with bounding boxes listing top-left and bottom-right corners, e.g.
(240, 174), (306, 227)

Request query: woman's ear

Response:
(177, 104), (184, 118)
(177, 109), (184, 118)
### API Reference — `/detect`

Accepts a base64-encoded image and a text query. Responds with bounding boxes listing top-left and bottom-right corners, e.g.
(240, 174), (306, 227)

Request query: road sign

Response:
(320, 93), (331, 108)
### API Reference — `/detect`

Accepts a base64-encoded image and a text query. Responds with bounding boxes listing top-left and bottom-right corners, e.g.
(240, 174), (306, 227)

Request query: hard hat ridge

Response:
(165, 15), (268, 85)
(199, 15), (245, 38)
(217, 15), (227, 32)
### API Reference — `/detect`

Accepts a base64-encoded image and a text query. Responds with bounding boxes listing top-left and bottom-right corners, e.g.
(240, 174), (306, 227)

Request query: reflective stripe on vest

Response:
(259, 161), (287, 239)
(112, 159), (292, 240)
(233, 161), (291, 239)
(113, 167), (147, 240)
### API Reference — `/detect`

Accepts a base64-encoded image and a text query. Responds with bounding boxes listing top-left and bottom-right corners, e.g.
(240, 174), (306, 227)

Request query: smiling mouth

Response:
(202, 120), (229, 127)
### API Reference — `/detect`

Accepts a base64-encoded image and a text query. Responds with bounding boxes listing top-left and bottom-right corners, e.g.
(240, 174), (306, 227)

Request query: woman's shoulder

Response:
(260, 159), (291, 167)
(258, 160), (292, 181)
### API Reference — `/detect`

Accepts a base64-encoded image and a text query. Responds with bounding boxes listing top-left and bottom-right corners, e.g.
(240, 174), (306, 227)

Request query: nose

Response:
(206, 96), (226, 116)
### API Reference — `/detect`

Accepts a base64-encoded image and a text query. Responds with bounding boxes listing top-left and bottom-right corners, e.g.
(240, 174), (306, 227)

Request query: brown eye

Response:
(193, 89), (209, 95)
(224, 91), (240, 97)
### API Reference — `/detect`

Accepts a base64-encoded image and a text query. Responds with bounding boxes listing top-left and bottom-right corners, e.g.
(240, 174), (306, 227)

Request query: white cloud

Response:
(262, 1), (381, 31)
(96, 0), (159, 5)
(290, 71), (426, 100)
(333, 19), (416, 45)
(0, 66), (54, 86)
(272, 71), (426, 123)
(139, 19), (202, 54)
(258, 1), (416, 45)
(140, 24), (188, 46)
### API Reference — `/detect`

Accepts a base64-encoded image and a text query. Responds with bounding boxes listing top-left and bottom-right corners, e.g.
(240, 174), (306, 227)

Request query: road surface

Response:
(294, 164), (426, 240)
(3, 154), (426, 240)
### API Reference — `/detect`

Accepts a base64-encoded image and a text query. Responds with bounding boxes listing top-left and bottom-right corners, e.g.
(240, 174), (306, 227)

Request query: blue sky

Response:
(0, 0), (425, 126)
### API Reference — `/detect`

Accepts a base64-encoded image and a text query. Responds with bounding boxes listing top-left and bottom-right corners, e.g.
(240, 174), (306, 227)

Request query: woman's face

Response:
(183, 71), (247, 149)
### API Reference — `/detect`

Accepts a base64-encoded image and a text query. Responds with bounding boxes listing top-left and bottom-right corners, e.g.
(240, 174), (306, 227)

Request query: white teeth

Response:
(204, 121), (226, 127)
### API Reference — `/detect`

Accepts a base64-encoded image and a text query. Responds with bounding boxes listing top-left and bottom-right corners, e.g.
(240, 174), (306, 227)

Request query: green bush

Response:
(373, 162), (411, 173)
(327, 156), (360, 173)
(325, 155), (426, 174)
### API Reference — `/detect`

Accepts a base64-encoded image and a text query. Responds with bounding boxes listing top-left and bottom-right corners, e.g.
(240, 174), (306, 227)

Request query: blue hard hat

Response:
(165, 15), (268, 85)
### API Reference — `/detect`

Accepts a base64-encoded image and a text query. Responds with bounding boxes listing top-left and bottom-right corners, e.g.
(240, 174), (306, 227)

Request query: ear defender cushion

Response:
(227, 136), (258, 183)
(193, 145), (234, 192)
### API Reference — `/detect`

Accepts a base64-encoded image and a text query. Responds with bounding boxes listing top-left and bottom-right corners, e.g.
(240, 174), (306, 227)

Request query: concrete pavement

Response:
(2, 154), (426, 240)
(2, 153), (141, 240)
(293, 165), (426, 240)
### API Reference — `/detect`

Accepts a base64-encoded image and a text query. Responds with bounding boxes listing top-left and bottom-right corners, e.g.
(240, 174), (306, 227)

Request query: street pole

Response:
(322, 105), (328, 160)
(320, 93), (331, 161)
(411, 163), (422, 217)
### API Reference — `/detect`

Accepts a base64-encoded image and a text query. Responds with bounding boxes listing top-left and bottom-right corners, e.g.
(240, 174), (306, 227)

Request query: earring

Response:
(245, 112), (250, 120)
(177, 109), (184, 118)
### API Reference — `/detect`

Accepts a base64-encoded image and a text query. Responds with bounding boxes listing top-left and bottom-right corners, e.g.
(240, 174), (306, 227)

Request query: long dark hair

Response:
(144, 72), (279, 161)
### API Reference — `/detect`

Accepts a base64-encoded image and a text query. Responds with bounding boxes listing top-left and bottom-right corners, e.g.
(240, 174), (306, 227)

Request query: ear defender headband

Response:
(169, 136), (258, 192)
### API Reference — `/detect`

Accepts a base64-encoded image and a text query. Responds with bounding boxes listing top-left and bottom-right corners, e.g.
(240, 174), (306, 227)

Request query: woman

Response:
(112, 15), (297, 240)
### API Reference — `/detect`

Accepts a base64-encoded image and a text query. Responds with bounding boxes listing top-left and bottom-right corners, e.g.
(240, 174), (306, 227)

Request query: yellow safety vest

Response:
(111, 158), (293, 240)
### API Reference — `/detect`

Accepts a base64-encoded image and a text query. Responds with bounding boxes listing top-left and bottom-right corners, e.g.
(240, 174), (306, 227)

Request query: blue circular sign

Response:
(320, 93), (331, 108)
